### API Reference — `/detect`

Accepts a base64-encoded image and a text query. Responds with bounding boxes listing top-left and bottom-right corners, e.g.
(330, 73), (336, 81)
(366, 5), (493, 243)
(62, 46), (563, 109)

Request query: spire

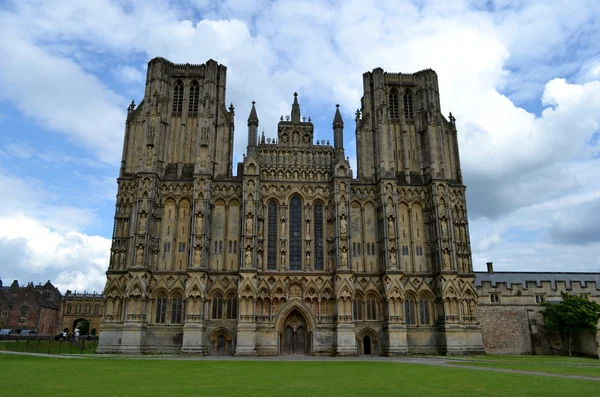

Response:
(333, 104), (344, 126)
(247, 101), (258, 126)
(291, 92), (301, 123)
(333, 104), (344, 150)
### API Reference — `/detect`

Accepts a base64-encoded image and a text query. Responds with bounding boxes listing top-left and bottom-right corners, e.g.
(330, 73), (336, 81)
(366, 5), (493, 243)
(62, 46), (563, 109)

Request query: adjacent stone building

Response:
(98, 57), (484, 355)
(62, 290), (105, 336)
(475, 263), (600, 358)
(0, 280), (62, 334)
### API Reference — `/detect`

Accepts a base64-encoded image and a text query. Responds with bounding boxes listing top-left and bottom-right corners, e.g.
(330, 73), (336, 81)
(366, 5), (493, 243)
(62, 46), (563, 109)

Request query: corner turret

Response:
(333, 104), (344, 150)
(247, 101), (259, 147)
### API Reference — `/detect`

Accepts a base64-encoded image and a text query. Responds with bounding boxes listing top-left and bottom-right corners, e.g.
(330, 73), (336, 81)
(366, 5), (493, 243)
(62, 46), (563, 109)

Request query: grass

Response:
(0, 339), (98, 355)
(0, 355), (599, 397)
(449, 354), (600, 366)
(448, 361), (600, 378)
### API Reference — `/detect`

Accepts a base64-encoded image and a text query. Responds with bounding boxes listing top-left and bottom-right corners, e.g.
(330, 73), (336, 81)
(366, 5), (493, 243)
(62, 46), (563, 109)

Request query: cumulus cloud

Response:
(1, 0), (600, 286)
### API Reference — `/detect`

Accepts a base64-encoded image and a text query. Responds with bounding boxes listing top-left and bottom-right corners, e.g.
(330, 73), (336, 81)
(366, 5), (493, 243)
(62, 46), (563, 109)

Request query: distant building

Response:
(62, 290), (105, 335)
(0, 279), (62, 334)
(475, 262), (600, 358)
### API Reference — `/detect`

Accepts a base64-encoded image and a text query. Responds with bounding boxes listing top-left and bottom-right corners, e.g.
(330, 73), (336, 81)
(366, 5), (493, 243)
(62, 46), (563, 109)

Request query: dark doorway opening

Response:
(363, 335), (371, 355)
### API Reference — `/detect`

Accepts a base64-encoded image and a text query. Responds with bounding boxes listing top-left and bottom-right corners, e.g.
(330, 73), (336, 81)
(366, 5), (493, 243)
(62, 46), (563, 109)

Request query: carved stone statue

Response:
(280, 217), (286, 238)
(136, 246), (143, 266)
(443, 250), (450, 269)
(196, 212), (204, 235)
(245, 249), (252, 267)
(389, 251), (397, 267)
(340, 247), (348, 268)
(387, 216), (395, 237)
(258, 220), (263, 237)
(194, 246), (201, 265)
(257, 251), (263, 270)
(138, 213), (147, 233)
(340, 216), (347, 237)
(246, 214), (253, 235)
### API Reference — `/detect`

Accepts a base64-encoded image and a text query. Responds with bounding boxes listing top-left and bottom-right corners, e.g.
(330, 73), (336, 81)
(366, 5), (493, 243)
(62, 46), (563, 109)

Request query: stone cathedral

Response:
(97, 57), (484, 356)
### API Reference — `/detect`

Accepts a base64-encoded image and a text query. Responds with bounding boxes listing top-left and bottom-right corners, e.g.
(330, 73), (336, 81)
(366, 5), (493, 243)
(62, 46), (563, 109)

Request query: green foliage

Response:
(541, 293), (600, 355)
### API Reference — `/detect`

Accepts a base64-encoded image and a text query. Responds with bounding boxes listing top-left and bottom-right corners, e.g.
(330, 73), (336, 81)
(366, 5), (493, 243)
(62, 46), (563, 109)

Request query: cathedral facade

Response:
(97, 57), (484, 355)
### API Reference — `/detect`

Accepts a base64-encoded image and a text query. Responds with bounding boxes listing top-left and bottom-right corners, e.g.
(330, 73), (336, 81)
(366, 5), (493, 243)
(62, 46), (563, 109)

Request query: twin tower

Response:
(98, 57), (483, 356)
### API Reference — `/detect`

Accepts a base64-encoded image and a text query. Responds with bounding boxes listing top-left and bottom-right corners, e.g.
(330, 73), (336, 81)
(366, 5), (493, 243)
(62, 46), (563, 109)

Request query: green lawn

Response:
(1, 355), (599, 397)
(449, 361), (600, 378)
(449, 354), (600, 366)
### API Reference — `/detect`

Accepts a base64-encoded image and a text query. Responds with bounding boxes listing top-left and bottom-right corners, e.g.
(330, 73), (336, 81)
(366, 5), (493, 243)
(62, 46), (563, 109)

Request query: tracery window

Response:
(155, 293), (167, 324)
(226, 293), (237, 320)
(419, 297), (431, 325)
(171, 293), (183, 324)
(188, 80), (200, 115)
(289, 195), (302, 270)
(267, 200), (278, 270)
(212, 293), (223, 319)
(366, 294), (377, 320)
(353, 296), (364, 320)
(172, 79), (184, 115)
(314, 203), (324, 270)
(403, 91), (414, 120)
(404, 297), (416, 325)
(389, 89), (399, 120)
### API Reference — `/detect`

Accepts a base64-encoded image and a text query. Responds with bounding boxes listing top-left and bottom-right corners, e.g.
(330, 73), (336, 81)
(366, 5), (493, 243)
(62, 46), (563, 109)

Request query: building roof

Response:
(474, 271), (600, 290)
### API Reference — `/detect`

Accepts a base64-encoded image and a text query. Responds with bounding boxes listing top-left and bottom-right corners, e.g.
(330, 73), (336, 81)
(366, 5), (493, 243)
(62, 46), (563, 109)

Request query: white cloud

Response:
(0, 0), (599, 287)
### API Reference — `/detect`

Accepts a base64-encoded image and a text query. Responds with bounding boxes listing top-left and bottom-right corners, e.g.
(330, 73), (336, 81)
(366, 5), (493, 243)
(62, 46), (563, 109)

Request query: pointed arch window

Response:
(389, 89), (399, 120)
(403, 91), (414, 120)
(404, 296), (416, 325)
(172, 79), (184, 116)
(267, 200), (278, 270)
(212, 293), (223, 319)
(366, 294), (378, 320)
(353, 296), (364, 320)
(314, 202), (324, 270)
(155, 293), (167, 324)
(171, 293), (183, 324)
(419, 297), (431, 325)
(289, 195), (302, 270)
(226, 293), (237, 320)
(188, 80), (200, 115)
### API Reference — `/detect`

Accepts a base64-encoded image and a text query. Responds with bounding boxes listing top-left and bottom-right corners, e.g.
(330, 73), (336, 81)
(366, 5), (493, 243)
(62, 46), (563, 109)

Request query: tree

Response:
(541, 293), (600, 356)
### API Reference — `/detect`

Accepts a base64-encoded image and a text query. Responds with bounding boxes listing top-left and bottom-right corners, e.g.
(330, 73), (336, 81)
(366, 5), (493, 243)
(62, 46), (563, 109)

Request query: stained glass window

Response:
(289, 196), (302, 270)
(267, 200), (278, 270)
(314, 203), (324, 270)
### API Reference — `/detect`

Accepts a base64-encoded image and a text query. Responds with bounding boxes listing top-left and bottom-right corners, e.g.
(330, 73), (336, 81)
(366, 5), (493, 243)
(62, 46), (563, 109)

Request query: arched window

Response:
(226, 293), (237, 320)
(313, 202), (324, 270)
(155, 293), (167, 324)
(212, 293), (223, 319)
(267, 200), (278, 270)
(403, 91), (413, 120)
(389, 89), (399, 120)
(289, 195), (302, 270)
(353, 296), (364, 320)
(404, 296), (416, 325)
(67, 304), (72, 315)
(419, 297), (431, 325)
(172, 79), (184, 115)
(188, 80), (200, 115)
(366, 294), (377, 320)
(171, 293), (183, 324)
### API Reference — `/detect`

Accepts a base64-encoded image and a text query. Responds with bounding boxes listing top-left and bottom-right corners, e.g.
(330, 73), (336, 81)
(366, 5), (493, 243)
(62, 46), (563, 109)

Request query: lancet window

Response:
(404, 296), (416, 325)
(289, 195), (302, 270)
(171, 293), (183, 324)
(419, 297), (431, 325)
(314, 202), (324, 270)
(188, 80), (200, 115)
(389, 89), (399, 120)
(155, 293), (167, 324)
(267, 200), (278, 270)
(172, 79), (184, 115)
(403, 91), (414, 120)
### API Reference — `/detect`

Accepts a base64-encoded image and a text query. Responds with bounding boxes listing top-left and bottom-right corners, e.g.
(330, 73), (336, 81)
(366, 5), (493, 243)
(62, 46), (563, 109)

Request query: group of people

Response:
(55, 327), (80, 342)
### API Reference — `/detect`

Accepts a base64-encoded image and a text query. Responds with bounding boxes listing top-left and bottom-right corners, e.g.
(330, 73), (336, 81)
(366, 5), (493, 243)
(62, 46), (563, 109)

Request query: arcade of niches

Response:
(97, 57), (485, 356)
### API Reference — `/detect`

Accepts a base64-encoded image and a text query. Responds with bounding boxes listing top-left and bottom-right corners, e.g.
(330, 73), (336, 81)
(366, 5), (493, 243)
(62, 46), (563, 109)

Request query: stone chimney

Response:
(486, 262), (494, 273)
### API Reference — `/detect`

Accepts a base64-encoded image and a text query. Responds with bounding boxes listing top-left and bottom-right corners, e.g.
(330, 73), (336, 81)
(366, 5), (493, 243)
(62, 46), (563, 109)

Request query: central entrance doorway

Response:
(282, 309), (308, 355)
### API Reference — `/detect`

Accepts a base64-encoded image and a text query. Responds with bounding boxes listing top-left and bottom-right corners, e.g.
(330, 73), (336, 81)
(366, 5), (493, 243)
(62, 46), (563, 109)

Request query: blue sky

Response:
(1, 0), (599, 293)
